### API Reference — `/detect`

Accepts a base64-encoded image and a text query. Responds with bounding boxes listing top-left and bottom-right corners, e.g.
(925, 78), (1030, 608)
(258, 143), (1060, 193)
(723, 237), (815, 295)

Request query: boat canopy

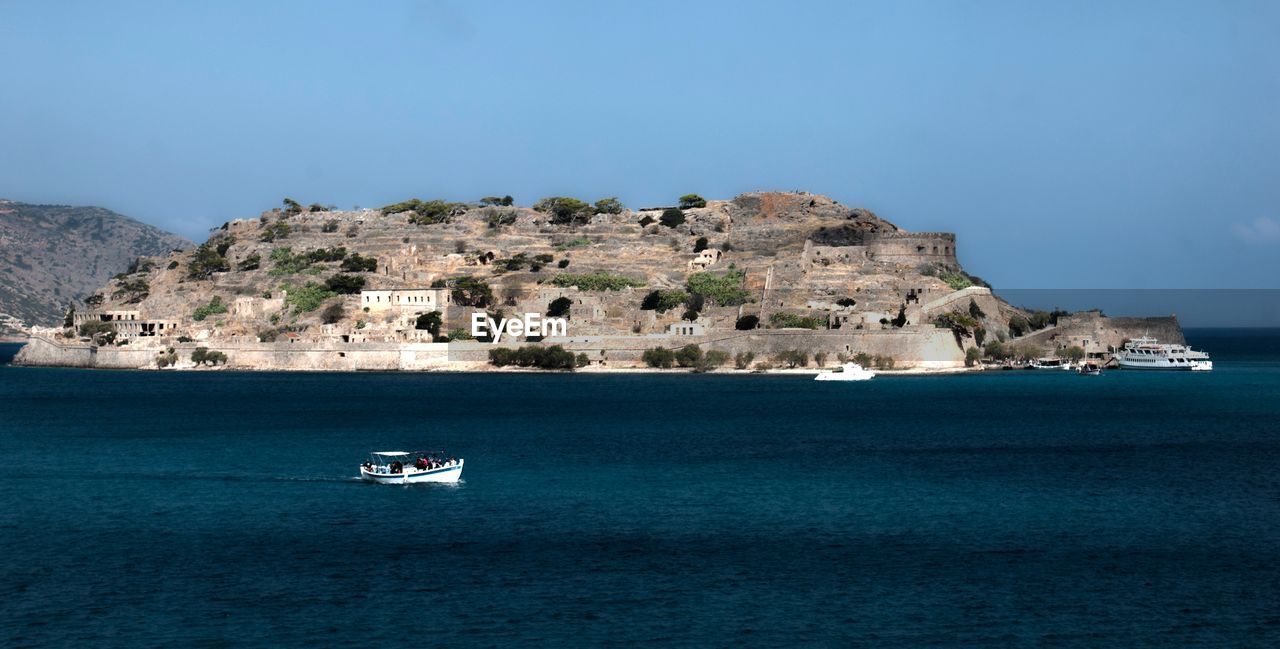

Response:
(373, 451), (410, 456)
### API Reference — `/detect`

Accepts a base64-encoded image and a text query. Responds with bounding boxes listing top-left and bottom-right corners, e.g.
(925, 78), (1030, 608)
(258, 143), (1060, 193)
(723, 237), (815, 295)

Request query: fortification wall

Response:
(1010, 314), (1184, 355)
(14, 337), (96, 367)
(865, 232), (957, 264)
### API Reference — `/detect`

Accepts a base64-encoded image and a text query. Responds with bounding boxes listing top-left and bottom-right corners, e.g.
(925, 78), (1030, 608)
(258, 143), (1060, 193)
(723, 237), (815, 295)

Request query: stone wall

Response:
(1010, 312), (1184, 356)
(864, 232), (957, 265)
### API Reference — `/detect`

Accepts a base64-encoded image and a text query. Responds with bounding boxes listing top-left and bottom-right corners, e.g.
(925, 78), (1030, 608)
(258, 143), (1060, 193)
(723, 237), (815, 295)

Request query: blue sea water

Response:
(2, 329), (1279, 647)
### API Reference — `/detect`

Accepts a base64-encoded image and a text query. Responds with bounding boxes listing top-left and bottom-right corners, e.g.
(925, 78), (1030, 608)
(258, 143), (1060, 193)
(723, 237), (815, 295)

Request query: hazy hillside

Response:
(0, 200), (191, 329)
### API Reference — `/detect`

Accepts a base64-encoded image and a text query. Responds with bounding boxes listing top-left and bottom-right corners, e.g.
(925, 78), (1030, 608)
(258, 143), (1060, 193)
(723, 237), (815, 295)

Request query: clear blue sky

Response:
(2, 0), (1278, 289)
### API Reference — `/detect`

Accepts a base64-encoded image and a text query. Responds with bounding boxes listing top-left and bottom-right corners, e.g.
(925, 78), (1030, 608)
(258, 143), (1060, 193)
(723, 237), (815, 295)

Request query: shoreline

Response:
(5, 359), (984, 376)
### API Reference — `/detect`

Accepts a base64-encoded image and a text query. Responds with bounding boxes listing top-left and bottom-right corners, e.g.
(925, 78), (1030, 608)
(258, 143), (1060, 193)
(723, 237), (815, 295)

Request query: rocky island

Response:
(15, 192), (1181, 372)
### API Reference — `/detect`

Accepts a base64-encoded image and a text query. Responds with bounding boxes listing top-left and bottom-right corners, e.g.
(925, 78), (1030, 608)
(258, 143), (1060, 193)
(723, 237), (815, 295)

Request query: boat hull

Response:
(361, 460), (463, 484)
(1116, 361), (1196, 371)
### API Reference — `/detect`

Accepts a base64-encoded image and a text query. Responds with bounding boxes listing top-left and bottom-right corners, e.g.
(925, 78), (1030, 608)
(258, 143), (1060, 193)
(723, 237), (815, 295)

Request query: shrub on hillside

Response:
(675, 344), (703, 368)
(550, 272), (645, 291)
(642, 347), (675, 368)
(340, 252), (377, 273)
(187, 243), (230, 279)
(659, 208), (685, 228)
(687, 268), (751, 306)
(487, 345), (577, 370)
(593, 197), (624, 214)
(533, 197), (594, 226)
(547, 297), (572, 318)
(284, 283), (335, 313)
(324, 274), (366, 294)
(774, 349), (809, 368)
(769, 312), (824, 329)
(679, 194), (707, 209)
(192, 296), (228, 321)
(640, 289), (689, 313)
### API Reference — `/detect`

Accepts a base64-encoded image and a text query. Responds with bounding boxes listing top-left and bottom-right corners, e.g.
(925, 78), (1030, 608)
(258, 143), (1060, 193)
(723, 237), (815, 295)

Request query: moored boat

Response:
(1115, 337), (1212, 371)
(360, 451), (464, 484)
(1029, 357), (1073, 370)
(1078, 362), (1102, 376)
(814, 362), (875, 381)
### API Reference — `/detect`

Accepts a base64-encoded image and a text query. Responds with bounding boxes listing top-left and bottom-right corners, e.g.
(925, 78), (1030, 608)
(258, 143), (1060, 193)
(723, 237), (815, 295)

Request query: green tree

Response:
(1008, 314), (1029, 337)
(284, 283), (336, 312)
(282, 198), (303, 216)
(593, 197), (624, 214)
(983, 339), (1008, 360)
(965, 346), (982, 367)
(814, 351), (828, 367)
(416, 311), (443, 337)
(774, 349), (809, 368)
(187, 242), (230, 279)
(696, 349), (730, 372)
(324, 274), (366, 294)
(659, 208), (686, 228)
(734, 351), (755, 369)
(547, 296), (572, 318)
(642, 347), (675, 368)
(640, 289), (690, 313)
(675, 344), (703, 368)
(533, 197), (594, 225)
(63, 304), (75, 328)
(259, 220), (292, 242)
(891, 303), (907, 328)
(968, 298), (986, 319)
(340, 253), (378, 272)
(446, 276), (493, 307)
(1058, 345), (1086, 362)
(236, 253), (261, 271)
(679, 194), (707, 209)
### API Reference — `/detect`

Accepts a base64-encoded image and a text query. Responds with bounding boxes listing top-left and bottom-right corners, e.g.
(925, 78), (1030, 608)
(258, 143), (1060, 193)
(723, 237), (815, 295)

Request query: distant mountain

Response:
(0, 199), (192, 330)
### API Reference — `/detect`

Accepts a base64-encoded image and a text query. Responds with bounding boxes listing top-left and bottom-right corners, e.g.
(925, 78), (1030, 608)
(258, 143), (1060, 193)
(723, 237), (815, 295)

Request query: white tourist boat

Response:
(360, 451), (464, 484)
(1115, 337), (1213, 371)
(814, 362), (876, 381)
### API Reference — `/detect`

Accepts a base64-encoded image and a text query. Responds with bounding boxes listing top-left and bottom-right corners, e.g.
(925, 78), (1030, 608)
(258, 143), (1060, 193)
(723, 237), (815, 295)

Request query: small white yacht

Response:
(814, 362), (876, 381)
(360, 451), (464, 484)
(1115, 337), (1213, 371)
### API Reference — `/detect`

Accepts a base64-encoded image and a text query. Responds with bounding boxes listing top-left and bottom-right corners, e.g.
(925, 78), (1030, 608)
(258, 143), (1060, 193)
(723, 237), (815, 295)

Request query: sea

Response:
(2, 329), (1279, 647)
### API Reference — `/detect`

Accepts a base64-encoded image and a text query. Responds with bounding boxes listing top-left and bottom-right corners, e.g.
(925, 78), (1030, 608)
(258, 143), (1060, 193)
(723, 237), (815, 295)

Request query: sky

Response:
(2, 0), (1278, 290)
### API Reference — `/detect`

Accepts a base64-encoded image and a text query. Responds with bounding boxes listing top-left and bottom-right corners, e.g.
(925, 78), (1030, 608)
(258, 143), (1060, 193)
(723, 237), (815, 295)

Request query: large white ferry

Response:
(360, 451), (464, 484)
(1114, 337), (1212, 371)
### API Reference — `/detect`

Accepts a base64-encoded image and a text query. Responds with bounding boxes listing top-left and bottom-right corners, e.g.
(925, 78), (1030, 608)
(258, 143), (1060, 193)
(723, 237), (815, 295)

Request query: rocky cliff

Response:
(0, 200), (192, 331)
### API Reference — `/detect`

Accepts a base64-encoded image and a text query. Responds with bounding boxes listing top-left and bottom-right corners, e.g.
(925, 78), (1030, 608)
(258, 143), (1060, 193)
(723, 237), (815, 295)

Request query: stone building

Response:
(360, 288), (452, 313)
